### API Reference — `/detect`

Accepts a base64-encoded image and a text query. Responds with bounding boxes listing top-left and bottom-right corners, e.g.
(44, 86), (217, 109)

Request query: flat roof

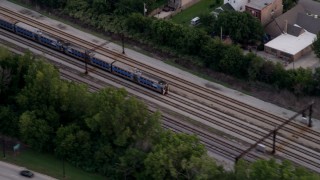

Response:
(112, 61), (134, 73)
(0, 14), (18, 24)
(66, 44), (86, 53)
(265, 29), (317, 55)
(139, 71), (161, 82)
(90, 53), (115, 64)
(246, 0), (273, 10)
(38, 31), (60, 41)
(15, 22), (40, 33)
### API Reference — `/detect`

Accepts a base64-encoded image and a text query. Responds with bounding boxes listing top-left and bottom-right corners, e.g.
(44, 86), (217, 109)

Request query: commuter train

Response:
(0, 14), (169, 95)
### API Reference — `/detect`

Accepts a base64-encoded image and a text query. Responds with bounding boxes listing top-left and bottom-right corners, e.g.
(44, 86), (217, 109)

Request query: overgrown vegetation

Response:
(1, 47), (319, 179)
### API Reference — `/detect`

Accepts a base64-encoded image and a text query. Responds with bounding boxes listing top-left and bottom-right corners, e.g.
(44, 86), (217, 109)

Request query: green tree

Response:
(283, 0), (299, 12)
(19, 111), (53, 151)
(0, 49), (32, 104)
(143, 131), (220, 179)
(215, 11), (263, 43)
(249, 159), (281, 180)
(55, 124), (92, 169)
(199, 38), (226, 69)
(0, 106), (19, 136)
(199, 13), (216, 33)
(246, 53), (264, 81)
(246, 159), (320, 180)
(219, 45), (248, 77)
(312, 32), (320, 59)
(312, 67), (320, 95)
(287, 68), (313, 95)
(85, 87), (161, 175)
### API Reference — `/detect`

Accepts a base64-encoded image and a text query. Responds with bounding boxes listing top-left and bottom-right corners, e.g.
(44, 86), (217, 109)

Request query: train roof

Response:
(37, 31), (61, 41)
(112, 61), (135, 73)
(139, 71), (163, 83)
(112, 61), (165, 83)
(15, 22), (40, 33)
(65, 44), (87, 53)
(0, 14), (18, 24)
(90, 53), (115, 64)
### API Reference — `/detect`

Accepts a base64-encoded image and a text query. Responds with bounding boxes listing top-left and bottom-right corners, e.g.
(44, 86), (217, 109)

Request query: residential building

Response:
(264, 24), (317, 61)
(245, 0), (283, 26)
(223, 0), (283, 26)
(265, 4), (320, 38)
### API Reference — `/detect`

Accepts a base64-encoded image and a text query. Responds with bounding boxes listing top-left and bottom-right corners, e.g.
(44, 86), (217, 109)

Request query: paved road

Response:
(0, 161), (56, 180)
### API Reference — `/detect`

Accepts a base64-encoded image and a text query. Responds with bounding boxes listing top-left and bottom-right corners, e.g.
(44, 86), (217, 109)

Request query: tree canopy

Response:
(312, 32), (320, 59)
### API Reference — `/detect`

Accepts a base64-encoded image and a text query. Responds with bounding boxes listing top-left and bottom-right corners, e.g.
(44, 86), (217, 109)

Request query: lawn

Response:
(171, 0), (221, 25)
(1, 148), (105, 180)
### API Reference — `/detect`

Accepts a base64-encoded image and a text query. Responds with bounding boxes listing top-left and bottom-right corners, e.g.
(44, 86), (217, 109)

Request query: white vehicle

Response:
(256, 144), (266, 153)
(191, 17), (200, 26)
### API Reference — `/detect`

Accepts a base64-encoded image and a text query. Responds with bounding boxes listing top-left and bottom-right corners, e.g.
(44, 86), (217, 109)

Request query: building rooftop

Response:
(265, 3), (320, 38)
(246, 0), (273, 10)
(265, 27), (316, 55)
(287, 24), (305, 37)
(296, 12), (320, 34)
(221, 3), (235, 11)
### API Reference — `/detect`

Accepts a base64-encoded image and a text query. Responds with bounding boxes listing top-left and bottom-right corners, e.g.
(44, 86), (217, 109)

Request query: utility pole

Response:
(84, 41), (109, 74)
(121, 33), (125, 54)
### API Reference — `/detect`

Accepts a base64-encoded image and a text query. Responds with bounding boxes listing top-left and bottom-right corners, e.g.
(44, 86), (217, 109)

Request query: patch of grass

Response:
(171, 0), (220, 25)
(1, 148), (105, 180)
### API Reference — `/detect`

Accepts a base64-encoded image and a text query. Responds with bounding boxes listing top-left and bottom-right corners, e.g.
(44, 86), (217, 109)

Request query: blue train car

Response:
(63, 44), (86, 60)
(37, 31), (63, 51)
(15, 22), (39, 40)
(111, 61), (134, 80)
(0, 14), (17, 32)
(89, 52), (115, 72)
(135, 71), (169, 95)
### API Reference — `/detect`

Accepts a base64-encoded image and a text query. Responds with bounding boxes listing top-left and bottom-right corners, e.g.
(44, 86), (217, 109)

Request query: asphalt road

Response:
(0, 161), (56, 180)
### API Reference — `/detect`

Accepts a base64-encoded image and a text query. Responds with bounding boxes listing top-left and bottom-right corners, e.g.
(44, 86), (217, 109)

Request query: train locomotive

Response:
(0, 14), (169, 95)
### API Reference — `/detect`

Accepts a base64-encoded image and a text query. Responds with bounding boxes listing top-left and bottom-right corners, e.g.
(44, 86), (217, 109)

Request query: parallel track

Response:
(2, 29), (319, 172)
(1, 8), (319, 149)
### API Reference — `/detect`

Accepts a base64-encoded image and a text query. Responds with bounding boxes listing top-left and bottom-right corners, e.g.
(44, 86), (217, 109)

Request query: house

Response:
(265, 4), (320, 38)
(245, 0), (283, 26)
(264, 24), (317, 61)
(263, 2), (320, 62)
(223, 0), (283, 26)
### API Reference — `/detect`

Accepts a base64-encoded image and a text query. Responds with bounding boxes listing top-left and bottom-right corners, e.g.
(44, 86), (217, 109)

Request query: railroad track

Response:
(2, 30), (320, 172)
(1, 8), (319, 151)
(1, 30), (255, 162)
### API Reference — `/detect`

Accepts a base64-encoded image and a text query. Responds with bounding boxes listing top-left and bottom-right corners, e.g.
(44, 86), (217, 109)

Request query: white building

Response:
(264, 24), (317, 61)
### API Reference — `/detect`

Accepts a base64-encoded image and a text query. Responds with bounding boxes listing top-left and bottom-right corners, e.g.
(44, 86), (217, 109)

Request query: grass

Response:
(170, 0), (220, 25)
(1, 148), (105, 180)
